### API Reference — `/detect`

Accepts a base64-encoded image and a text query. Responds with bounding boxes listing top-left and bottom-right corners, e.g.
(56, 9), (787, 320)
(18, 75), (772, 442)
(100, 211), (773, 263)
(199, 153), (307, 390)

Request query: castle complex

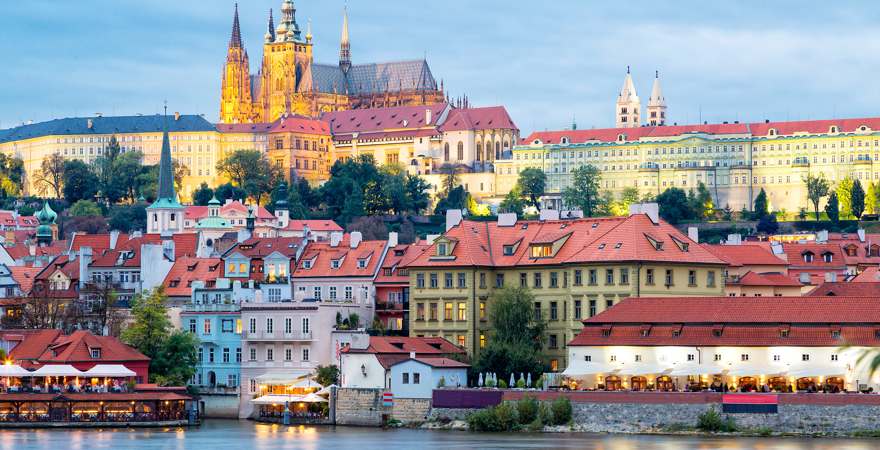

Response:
(219, 1), (445, 123)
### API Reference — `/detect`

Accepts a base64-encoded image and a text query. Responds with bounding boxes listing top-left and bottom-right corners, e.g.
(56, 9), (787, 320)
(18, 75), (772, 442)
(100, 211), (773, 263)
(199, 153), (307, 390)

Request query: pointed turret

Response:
(339, 6), (352, 73)
(229, 3), (243, 49)
(156, 119), (177, 203)
(265, 8), (276, 43)
(615, 66), (641, 128)
(276, 0), (302, 42)
(147, 109), (185, 235)
(647, 70), (667, 126)
(35, 202), (57, 246)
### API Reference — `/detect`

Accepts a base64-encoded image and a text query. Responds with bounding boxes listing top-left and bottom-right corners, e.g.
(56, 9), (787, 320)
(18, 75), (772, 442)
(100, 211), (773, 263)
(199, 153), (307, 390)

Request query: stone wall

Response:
(199, 394), (241, 419)
(335, 388), (384, 426)
(392, 398), (432, 423)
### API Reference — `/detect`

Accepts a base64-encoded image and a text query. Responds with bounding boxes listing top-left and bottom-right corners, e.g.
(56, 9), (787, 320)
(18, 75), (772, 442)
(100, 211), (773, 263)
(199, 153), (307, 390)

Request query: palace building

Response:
(219, 2), (445, 124)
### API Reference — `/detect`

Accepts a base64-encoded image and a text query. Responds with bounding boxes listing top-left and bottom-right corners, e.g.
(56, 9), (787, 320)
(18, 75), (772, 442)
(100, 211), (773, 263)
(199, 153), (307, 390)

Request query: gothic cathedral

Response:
(219, 1), (446, 124)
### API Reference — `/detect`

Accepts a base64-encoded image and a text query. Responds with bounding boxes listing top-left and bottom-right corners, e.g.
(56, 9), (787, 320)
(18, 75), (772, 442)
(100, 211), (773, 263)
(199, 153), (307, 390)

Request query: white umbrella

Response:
(316, 384), (337, 395)
(509, 373), (515, 387)
(302, 392), (328, 403)
(31, 365), (85, 377)
(527, 373), (532, 387)
(478, 373), (484, 387)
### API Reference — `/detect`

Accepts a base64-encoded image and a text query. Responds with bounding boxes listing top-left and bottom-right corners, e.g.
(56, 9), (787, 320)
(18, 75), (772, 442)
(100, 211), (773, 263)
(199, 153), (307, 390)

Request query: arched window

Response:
(495, 141), (501, 159)
(476, 142), (482, 161)
(444, 143), (450, 161)
(457, 142), (464, 160)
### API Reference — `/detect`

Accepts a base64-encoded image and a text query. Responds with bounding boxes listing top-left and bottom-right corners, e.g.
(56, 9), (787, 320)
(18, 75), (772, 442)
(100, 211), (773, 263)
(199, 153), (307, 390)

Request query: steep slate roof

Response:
(0, 115), (215, 143)
(311, 60), (438, 95)
(404, 214), (724, 269)
(701, 244), (787, 267)
(282, 219), (343, 232)
(852, 266), (880, 282)
(323, 103), (448, 137)
(269, 115), (330, 134)
(216, 122), (275, 133)
(374, 241), (431, 284)
(162, 256), (222, 297)
(439, 106), (518, 132)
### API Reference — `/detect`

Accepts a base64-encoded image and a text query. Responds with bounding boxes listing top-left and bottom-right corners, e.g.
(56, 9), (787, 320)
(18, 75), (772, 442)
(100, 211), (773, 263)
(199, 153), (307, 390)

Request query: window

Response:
(302, 348), (310, 361)
(688, 270), (697, 286)
(610, 355), (617, 362)
(444, 273), (453, 289)
(236, 348), (241, 363)
(402, 373), (410, 384)
(329, 286), (337, 299)
(831, 330), (841, 339)
(285, 348), (292, 361)
(249, 347), (257, 361)
(619, 268), (629, 285)
(444, 302), (453, 320)
(741, 354), (749, 361)
(266, 348), (273, 361)
(480, 334), (486, 348)
(188, 319), (196, 333)
(589, 299), (596, 317)
(831, 354), (838, 361)
(222, 348), (230, 363)
(416, 303), (425, 320)
(90, 348), (101, 359)
(203, 319), (211, 334)
(457, 302), (466, 320)
(574, 270), (582, 286)
(479, 272), (486, 288)
(458, 272), (466, 288)
(266, 318), (274, 334)
(495, 273), (504, 288)
(803, 252), (814, 263)
(437, 242), (448, 256)
(714, 354), (722, 361)
(588, 269), (597, 285)
(550, 301), (558, 320)
(416, 273), (425, 288)
(249, 318), (256, 334)
(530, 244), (552, 258)
(479, 301), (486, 320)
(430, 303), (438, 320)
(773, 354), (781, 361)
(634, 354), (641, 362)
(646, 269), (654, 285)
(550, 272), (558, 288)
(574, 300), (582, 319)
(822, 252), (833, 263)
(687, 354), (695, 361)
(519, 273), (527, 287)
(457, 335), (465, 347)
(313, 286), (322, 300)
(605, 269), (614, 285)
(302, 317), (310, 334)
(802, 354), (810, 361)
(707, 271), (716, 288)
(533, 273), (542, 288)
(533, 302), (542, 321)
(584, 355), (591, 362)
(430, 273), (438, 288)
(285, 317), (292, 334)
(548, 334), (558, 349)
(344, 286), (353, 299)
(665, 269), (674, 286)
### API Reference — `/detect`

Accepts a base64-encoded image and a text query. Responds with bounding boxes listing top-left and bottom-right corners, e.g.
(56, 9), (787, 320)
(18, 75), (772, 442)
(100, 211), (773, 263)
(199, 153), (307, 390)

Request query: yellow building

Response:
(219, 2), (444, 124)
(0, 113), (220, 200)
(266, 115), (333, 185)
(401, 209), (726, 371)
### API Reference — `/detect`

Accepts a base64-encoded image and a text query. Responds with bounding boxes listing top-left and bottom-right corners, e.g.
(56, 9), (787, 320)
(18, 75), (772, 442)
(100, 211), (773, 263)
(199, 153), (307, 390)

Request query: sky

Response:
(2, 1), (880, 136)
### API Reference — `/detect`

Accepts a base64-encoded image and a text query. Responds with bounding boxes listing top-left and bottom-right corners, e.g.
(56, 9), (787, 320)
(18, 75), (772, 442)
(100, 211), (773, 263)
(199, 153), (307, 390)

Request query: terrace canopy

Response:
(254, 371), (311, 385)
(30, 365), (85, 377)
(81, 365), (136, 378)
(0, 364), (31, 377)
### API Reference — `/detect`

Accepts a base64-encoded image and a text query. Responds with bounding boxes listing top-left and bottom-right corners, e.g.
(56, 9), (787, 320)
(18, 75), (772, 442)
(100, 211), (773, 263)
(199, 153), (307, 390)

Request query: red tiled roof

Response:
(284, 219), (343, 232)
(8, 266), (42, 294)
(808, 282), (880, 297)
(323, 103), (448, 135)
(439, 106), (517, 132)
(34, 330), (149, 365)
(162, 257), (222, 297)
(269, 115), (330, 134)
(345, 336), (465, 356)
(69, 233), (128, 252)
(749, 117), (880, 137)
(2, 329), (63, 362)
(141, 233), (199, 259)
(732, 271), (801, 287)
(294, 238), (386, 278)
(782, 243), (845, 269)
(375, 241), (431, 284)
(216, 122), (274, 133)
(853, 266), (880, 282)
(184, 202), (274, 222)
(412, 357), (470, 368)
(701, 244), (787, 267)
(226, 237), (302, 259)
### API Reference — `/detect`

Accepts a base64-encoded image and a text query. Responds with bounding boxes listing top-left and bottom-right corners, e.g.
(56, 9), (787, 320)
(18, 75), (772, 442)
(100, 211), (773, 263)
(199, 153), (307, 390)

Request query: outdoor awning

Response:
(0, 364), (31, 377)
(721, 364), (786, 377)
(81, 364), (136, 378)
(616, 364), (672, 376)
(668, 364), (721, 376)
(316, 384), (337, 395)
(290, 378), (322, 389)
(301, 393), (328, 403)
(561, 362), (621, 377)
(251, 394), (304, 405)
(254, 371), (312, 385)
(30, 365), (85, 377)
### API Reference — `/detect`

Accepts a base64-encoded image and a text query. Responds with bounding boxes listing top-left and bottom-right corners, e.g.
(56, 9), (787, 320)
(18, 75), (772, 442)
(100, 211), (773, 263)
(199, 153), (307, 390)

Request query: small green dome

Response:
(36, 202), (57, 225)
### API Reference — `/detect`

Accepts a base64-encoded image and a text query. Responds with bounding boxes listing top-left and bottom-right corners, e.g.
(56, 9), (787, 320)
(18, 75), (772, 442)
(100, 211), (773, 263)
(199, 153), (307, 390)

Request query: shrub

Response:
(534, 375), (544, 389)
(550, 396), (572, 425)
(494, 402), (517, 430)
(516, 396), (539, 425)
(437, 376), (446, 388)
(696, 407), (737, 432)
(538, 402), (553, 426)
(466, 403), (518, 432)
(516, 378), (526, 389)
(498, 380), (508, 389)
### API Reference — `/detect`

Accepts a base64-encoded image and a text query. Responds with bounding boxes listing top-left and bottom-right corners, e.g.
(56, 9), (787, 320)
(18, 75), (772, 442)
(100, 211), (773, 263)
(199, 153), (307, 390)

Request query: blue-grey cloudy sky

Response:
(2, 1), (879, 135)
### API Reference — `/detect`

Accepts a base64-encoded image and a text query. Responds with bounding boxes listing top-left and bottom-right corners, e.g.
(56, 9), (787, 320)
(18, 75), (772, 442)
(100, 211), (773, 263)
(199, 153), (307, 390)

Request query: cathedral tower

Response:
(256, 0), (315, 121)
(147, 111), (185, 235)
(647, 70), (667, 126)
(339, 7), (351, 73)
(219, 4), (253, 124)
(615, 67), (641, 128)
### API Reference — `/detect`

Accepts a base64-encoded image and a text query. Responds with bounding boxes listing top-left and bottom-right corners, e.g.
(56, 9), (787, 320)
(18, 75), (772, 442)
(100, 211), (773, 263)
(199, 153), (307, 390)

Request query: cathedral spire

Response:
(339, 6), (352, 72)
(156, 107), (177, 203)
(229, 3), (242, 49)
(265, 8), (276, 43)
(615, 67), (641, 128)
(647, 69), (667, 126)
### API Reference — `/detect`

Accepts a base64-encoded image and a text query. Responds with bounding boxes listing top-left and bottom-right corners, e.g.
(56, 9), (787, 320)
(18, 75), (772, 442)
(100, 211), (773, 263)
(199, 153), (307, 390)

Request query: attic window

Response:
(303, 260), (312, 269)
(503, 245), (515, 256)
(357, 259), (367, 269)
(671, 236), (689, 252)
(331, 260), (341, 269)
(530, 244), (553, 258)
(831, 330), (841, 339)
(90, 348), (101, 359)
(802, 251), (814, 263)
(614, 242), (622, 249)
(845, 245), (858, 257)
(830, 125), (839, 133)
(597, 243), (606, 250)
(560, 136), (570, 144)
(644, 234), (664, 251)
(671, 329), (681, 337)
(437, 243), (448, 256)
(394, 249), (405, 256)
(860, 126), (868, 131)
(768, 128), (777, 136)
(592, 223), (599, 228)
(822, 252), (833, 263)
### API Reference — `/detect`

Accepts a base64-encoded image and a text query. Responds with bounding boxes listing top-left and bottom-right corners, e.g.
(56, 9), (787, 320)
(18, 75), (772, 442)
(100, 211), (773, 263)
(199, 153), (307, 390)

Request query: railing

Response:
(184, 303), (239, 313)
(263, 275), (290, 284)
(0, 411), (189, 423)
(375, 301), (406, 311)
(242, 330), (313, 341)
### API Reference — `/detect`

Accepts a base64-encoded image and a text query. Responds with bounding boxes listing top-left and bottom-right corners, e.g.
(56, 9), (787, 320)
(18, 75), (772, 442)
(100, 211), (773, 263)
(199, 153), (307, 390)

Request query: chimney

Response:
(497, 213), (517, 227)
(109, 230), (120, 250)
(350, 231), (362, 248)
(858, 229), (866, 242)
(330, 232), (343, 247)
(87, 119), (93, 129)
(816, 230), (829, 243)
(687, 227), (699, 243)
(174, 112), (181, 121)
(798, 272), (811, 284)
(409, 351), (416, 360)
(629, 203), (660, 225)
(387, 231), (398, 248)
(78, 247), (93, 289)
(825, 272), (837, 282)
(425, 108), (432, 125)
(539, 209), (560, 221)
(770, 241), (784, 255)
(725, 234), (742, 245)
(445, 209), (463, 232)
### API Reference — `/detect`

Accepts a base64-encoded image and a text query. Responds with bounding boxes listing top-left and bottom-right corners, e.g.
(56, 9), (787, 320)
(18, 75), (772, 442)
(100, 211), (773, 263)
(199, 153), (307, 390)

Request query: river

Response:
(0, 420), (876, 449)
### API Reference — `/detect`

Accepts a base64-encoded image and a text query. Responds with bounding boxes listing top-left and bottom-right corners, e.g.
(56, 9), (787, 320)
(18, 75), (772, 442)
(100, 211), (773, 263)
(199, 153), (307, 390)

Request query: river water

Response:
(0, 420), (876, 450)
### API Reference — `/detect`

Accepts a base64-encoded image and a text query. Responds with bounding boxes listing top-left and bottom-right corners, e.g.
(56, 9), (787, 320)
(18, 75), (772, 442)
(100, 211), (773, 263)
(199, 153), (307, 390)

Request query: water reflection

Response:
(0, 420), (877, 450)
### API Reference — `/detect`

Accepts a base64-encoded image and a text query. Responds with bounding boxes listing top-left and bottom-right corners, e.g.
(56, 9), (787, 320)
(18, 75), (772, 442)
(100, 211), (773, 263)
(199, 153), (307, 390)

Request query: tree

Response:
(315, 365), (339, 387)
(499, 187), (526, 216)
(63, 216), (109, 237)
(852, 178), (866, 220)
(517, 168), (546, 210)
(403, 174), (431, 214)
(437, 163), (461, 196)
(109, 151), (145, 202)
(95, 136), (123, 203)
(151, 331), (198, 387)
(215, 182), (247, 203)
(825, 191), (840, 223)
(561, 165), (601, 216)
(82, 278), (125, 336)
(756, 214), (779, 235)
(837, 176), (854, 219)
(654, 187), (693, 225)
(867, 182), (879, 216)
(345, 216), (388, 240)
(216, 149), (281, 204)
(473, 287), (547, 383)
(68, 200), (102, 217)
(752, 188), (769, 220)
(34, 153), (65, 198)
(434, 185), (469, 214)
(804, 174), (830, 221)
(693, 182), (714, 219)
(62, 160), (99, 204)
(191, 182), (214, 206)
(108, 204), (147, 232)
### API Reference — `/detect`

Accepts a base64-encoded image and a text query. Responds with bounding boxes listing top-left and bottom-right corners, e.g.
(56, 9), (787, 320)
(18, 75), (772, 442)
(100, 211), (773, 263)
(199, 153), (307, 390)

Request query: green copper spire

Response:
(35, 202), (56, 245)
(149, 108), (181, 210)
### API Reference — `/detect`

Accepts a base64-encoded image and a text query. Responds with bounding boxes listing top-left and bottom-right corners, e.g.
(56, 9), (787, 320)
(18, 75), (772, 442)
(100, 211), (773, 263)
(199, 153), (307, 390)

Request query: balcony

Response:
(184, 303), (239, 313)
(375, 300), (407, 312)
(638, 162), (659, 172)
(791, 157), (810, 167)
(854, 155), (873, 165)
(242, 330), (313, 341)
(262, 275), (290, 284)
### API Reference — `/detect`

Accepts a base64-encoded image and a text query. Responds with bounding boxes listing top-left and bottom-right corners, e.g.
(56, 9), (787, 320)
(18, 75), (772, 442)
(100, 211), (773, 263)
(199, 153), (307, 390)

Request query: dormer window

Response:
(530, 244), (552, 258)
(768, 128), (777, 136)
(331, 260), (340, 269)
(822, 252), (833, 263)
(357, 259), (367, 269)
(90, 348), (101, 359)
(645, 234), (664, 251)
(303, 260), (312, 269)
(560, 136), (570, 144)
(860, 125), (869, 132)
(845, 245), (858, 257)
(503, 245), (514, 256)
(803, 251), (814, 263)
(617, 134), (626, 142)
(830, 125), (839, 133)
(437, 243), (448, 256)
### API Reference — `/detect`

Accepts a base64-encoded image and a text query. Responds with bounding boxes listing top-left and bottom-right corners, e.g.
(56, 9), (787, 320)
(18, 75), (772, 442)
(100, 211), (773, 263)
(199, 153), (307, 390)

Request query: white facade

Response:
(389, 359), (467, 399)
